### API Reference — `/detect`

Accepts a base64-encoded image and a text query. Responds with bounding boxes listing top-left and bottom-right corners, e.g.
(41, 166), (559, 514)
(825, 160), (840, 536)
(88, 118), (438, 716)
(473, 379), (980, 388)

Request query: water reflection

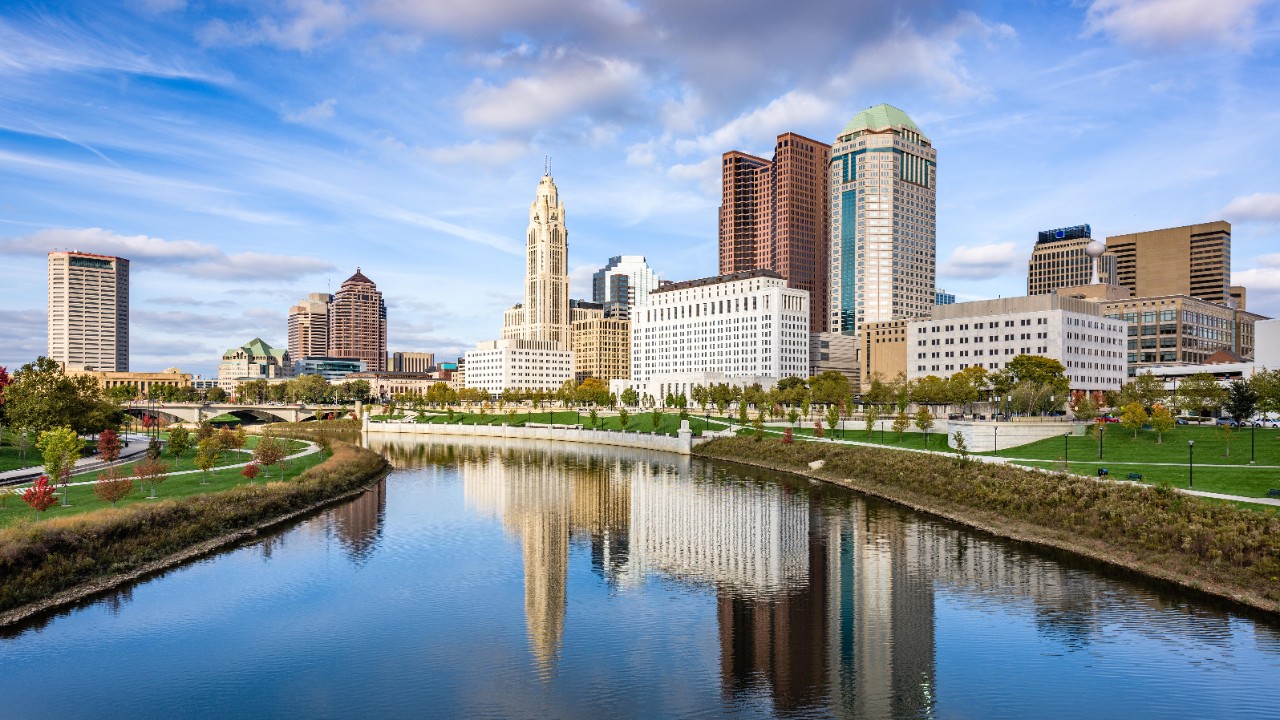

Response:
(362, 434), (1280, 719)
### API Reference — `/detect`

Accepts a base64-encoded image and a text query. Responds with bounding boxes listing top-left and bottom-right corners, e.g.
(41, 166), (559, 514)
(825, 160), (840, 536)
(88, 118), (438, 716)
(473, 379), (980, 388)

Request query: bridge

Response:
(124, 402), (353, 425)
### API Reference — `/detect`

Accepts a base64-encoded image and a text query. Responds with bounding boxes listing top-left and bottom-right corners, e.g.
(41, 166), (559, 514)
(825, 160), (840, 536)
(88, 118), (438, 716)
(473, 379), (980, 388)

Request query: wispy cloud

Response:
(1084, 0), (1270, 51)
(941, 242), (1022, 280)
(1222, 192), (1280, 223)
(283, 98), (337, 123)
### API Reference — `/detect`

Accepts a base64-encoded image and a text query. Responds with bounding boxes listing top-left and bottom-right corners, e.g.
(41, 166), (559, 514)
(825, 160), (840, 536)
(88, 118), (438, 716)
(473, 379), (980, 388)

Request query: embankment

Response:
(697, 437), (1280, 615)
(0, 441), (389, 627)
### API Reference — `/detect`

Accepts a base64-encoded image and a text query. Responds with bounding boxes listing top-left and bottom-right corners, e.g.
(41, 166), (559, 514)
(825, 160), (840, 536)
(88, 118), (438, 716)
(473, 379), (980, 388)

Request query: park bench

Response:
(1267, 489), (1280, 499)
(1097, 468), (1109, 477)
(1126, 472), (1143, 481)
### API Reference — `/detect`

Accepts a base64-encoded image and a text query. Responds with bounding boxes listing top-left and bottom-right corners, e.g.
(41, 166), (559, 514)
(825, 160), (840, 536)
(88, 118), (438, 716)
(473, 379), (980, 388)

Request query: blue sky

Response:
(2, 0), (1278, 377)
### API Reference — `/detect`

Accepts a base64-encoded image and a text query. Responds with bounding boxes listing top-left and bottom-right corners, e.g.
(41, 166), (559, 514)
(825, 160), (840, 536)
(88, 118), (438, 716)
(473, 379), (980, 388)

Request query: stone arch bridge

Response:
(124, 403), (352, 425)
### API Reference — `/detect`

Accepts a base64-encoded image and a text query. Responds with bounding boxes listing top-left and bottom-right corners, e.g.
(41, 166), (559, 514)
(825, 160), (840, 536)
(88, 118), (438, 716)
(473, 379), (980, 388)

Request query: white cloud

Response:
(0, 228), (334, 281)
(420, 139), (529, 166)
(1222, 192), (1280, 223)
(1085, 0), (1268, 51)
(1233, 254), (1280, 316)
(674, 90), (833, 157)
(200, 0), (352, 51)
(569, 264), (596, 299)
(369, 0), (640, 36)
(283, 98), (337, 123)
(941, 242), (1022, 280)
(460, 55), (646, 132)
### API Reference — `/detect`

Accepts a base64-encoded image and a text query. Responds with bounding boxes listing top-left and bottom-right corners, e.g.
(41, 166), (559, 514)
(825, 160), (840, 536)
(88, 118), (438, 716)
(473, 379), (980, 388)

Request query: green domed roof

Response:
(840, 104), (921, 135)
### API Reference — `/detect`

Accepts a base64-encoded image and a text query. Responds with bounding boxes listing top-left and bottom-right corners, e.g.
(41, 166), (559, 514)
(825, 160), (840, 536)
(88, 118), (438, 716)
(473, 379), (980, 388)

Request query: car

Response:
(1215, 417), (1239, 427)
(1248, 418), (1280, 428)
(1099, 416), (1121, 423)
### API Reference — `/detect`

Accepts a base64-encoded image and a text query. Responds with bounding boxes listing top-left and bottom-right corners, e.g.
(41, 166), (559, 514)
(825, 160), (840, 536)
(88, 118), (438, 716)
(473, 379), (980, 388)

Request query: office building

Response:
(1106, 222), (1231, 305)
(217, 338), (290, 393)
(571, 317), (630, 384)
(935, 289), (955, 306)
(47, 251), (129, 372)
(592, 256), (659, 319)
(719, 133), (832, 332)
(65, 366), (191, 398)
(465, 339), (573, 395)
(614, 269), (809, 401)
(1027, 225), (1116, 295)
(329, 268), (387, 371)
(907, 295), (1127, 392)
(389, 351), (434, 374)
(294, 357), (366, 381)
(808, 332), (858, 385)
(859, 320), (910, 391)
(287, 293), (332, 363)
(1230, 286), (1247, 311)
(829, 104), (936, 334)
(346, 371), (440, 401)
(502, 171), (571, 349)
(1101, 294), (1267, 373)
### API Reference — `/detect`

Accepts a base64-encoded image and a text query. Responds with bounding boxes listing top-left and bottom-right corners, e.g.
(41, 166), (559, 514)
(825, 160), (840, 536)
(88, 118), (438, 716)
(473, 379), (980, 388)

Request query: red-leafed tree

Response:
(97, 428), (122, 465)
(94, 466), (134, 506)
(782, 427), (794, 444)
(22, 475), (59, 518)
(241, 463), (260, 482)
(134, 458), (170, 499)
(0, 365), (10, 450)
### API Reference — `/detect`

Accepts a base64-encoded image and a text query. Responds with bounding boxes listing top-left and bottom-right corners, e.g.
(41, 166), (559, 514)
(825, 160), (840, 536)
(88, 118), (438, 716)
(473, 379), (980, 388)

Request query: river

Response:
(1, 435), (1277, 719)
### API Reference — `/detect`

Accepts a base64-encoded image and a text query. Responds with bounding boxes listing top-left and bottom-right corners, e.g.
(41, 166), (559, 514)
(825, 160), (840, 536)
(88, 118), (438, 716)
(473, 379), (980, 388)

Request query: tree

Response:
(1254, 369), (1280, 417)
(621, 388), (639, 408)
(809, 371), (851, 406)
(134, 457), (169, 498)
(1120, 401), (1148, 439)
(1225, 379), (1259, 423)
(5, 357), (118, 436)
(827, 404), (842, 439)
(196, 419), (215, 443)
(37, 426), (81, 507)
(577, 377), (610, 406)
(813, 419), (825, 438)
(914, 407), (934, 447)
(194, 439), (219, 485)
(948, 366), (989, 412)
(146, 436), (163, 461)
(1149, 403), (1175, 444)
(106, 383), (138, 404)
(94, 466), (133, 506)
(1176, 373), (1226, 418)
(588, 408), (599, 428)
(1219, 424), (1234, 457)
(1070, 393), (1099, 422)
(22, 475), (59, 518)
(782, 427), (794, 444)
(753, 412), (764, 441)
(618, 407), (629, 430)
(737, 401), (748, 427)
(97, 427), (122, 465)
(1007, 355), (1070, 399)
(892, 410), (910, 442)
(864, 405), (880, 437)
(864, 372), (894, 406)
(649, 408), (662, 431)
(787, 407), (800, 427)
(254, 435), (286, 479)
(952, 431), (970, 466)
(910, 375), (950, 408)
(167, 425), (192, 459)
(241, 463), (261, 482)
(205, 386), (228, 402)
(1120, 371), (1167, 411)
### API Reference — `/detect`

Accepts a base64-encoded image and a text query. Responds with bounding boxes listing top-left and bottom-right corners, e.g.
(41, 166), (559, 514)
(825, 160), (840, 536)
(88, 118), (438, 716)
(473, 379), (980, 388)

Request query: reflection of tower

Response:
(331, 479), (387, 563)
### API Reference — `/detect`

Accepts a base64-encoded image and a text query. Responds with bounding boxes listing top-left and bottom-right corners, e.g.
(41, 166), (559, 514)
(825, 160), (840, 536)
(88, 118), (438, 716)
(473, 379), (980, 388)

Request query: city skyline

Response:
(2, 2), (1279, 376)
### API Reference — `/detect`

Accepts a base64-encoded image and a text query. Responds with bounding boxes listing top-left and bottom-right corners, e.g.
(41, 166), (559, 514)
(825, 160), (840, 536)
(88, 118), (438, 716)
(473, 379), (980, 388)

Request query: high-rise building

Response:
(217, 338), (290, 394)
(571, 317), (630, 384)
(592, 255), (659, 319)
(719, 133), (831, 332)
(389, 351), (434, 374)
(503, 172), (570, 349)
(287, 292), (332, 363)
(47, 251), (129, 371)
(328, 268), (387, 372)
(1027, 225), (1117, 295)
(935, 289), (955, 306)
(829, 104), (936, 335)
(1106, 222), (1231, 305)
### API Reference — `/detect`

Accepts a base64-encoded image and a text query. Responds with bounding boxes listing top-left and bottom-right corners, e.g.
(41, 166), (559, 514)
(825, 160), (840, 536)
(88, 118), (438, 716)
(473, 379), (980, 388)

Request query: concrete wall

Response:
(948, 419), (1083, 453)
(363, 416), (699, 455)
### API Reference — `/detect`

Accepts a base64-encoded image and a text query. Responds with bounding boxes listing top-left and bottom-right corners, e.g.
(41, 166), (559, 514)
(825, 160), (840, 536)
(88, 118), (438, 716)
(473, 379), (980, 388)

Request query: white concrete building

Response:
(47, 251), (129, 372)
(614, 269), (809, 400)
(465, 339), (572, 395)
(907, 295), (1127, 392)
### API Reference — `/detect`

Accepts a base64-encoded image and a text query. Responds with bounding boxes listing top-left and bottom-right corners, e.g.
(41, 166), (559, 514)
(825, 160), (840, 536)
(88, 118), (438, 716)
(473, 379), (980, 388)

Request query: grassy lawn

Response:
(1014, 459), (1280, 500)
(394, 410), (728, 436)
(750, 425), (949, 451)
(0, 430), (95, 473)
(0, 445), (327, 529)
(87, 434), (311, 477)
(990, 424), (1280, 466)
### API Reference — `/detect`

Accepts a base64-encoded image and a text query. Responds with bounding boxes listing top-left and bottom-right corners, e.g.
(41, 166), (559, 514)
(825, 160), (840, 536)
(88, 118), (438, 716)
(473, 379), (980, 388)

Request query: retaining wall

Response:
(949, 419), (1084, 453)
(363, 416), (699, 455)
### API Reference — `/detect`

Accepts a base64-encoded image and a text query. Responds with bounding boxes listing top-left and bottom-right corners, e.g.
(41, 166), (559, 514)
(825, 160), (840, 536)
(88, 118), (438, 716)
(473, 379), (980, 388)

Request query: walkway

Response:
(0, 434), (154, 486)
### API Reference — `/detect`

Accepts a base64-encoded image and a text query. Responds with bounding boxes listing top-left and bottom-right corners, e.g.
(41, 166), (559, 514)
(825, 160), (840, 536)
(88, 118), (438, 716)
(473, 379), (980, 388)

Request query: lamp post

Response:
(1251, 419), (1256, 465)
(1188, 439), (1195, 489)
(1064, 432), (1070, 473)
(994, 425), (999, 457)
(1097, 420), (1104, 460)
(1006, 395), (1012, 420)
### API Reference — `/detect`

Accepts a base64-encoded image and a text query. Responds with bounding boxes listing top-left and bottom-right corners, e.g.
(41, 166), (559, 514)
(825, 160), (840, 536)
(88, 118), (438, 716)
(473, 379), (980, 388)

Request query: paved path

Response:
(724, 423), (1280, 507)
(3, 440), (319, 491)
(0, 434), (155, 485)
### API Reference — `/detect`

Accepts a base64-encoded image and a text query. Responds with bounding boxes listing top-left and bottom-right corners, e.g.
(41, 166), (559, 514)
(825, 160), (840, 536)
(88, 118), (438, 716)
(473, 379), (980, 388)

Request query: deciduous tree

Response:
(1225, 379), (1258, 423)
(864, 405), (880, 437)
(94, 466), (133, 506)
(914, 407), (934, 447)
(1176, 373), (1226, 418)
(892, 410), (910, 442)
(194, 439), (218, 485)
(97, 427), (122, 465)
(1120, 402), (1148, 439)
(241, 463), (260, 482)
(1149, 404), (1175, 444)
(167, 425), (192, 459)
(37, 426), (81, 507)
(253, 435), (286, 479)
(22, 475), (59, 518)
(134, 457), (169, 498)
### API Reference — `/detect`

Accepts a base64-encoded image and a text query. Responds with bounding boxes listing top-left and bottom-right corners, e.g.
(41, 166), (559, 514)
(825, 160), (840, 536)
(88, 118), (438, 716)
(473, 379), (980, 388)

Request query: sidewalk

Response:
(0, 434), (153, 486)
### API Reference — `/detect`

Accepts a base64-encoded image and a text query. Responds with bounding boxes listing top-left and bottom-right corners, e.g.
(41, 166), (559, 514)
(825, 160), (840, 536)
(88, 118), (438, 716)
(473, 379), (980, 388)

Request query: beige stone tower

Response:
(504, 170), (570, 350)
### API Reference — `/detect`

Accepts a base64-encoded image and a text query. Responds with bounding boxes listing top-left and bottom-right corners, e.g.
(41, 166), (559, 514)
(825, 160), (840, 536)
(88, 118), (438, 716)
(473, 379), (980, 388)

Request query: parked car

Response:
(1215, 417), (1239, 427)
(1099, 416), (1121, 423)
(1247, 418), (1280, 428)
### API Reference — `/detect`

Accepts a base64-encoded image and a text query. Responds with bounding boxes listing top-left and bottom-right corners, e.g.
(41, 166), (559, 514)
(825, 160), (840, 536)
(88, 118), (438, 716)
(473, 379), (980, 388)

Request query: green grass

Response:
(991, 424), (1280, 465)
(0, 445), (326, 529)
(1014, 459), (1280, 500)
(749, 425), (947, 451)
(398, 410), (728, 436)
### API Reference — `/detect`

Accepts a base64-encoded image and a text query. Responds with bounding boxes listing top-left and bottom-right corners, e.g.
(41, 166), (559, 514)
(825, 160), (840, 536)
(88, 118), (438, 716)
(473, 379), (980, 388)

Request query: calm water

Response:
(2, 436), (1278, 719)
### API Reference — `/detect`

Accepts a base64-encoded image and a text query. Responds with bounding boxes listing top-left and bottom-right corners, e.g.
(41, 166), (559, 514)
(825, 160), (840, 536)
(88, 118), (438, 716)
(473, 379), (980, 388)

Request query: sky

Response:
(1, 0), (1279, 377)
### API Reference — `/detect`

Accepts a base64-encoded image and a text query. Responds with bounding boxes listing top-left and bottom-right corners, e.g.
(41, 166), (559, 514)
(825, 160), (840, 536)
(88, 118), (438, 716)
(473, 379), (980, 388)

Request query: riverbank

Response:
(0, 441), (390, 627)
(696, 437), (1280, 615)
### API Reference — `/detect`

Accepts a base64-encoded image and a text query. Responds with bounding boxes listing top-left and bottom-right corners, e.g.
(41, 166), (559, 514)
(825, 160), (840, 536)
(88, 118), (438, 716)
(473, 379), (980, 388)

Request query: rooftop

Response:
(840, 103), (922, 136)
(651, 269), (784, 294)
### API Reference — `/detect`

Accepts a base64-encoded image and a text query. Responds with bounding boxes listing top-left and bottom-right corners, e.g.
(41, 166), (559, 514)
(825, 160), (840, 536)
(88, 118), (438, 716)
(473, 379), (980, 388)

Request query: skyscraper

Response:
(829, 104), (936, 335)
(1027, 225), (1116, 295)
(47, 251), (129, 371)
(1106, 222), (1232, 305)
(719, 132), (832, 332)
(328, 268), (387, 372)
(591, 255), (659, 319)
(287, 292), (332, 362)
(502, 172), (570, 349)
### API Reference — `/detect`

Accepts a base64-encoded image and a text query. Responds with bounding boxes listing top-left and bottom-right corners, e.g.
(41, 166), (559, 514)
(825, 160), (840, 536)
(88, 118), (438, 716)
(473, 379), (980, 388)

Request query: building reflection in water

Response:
(362, 434), (1261, 717)
(330, 479), (388, 564)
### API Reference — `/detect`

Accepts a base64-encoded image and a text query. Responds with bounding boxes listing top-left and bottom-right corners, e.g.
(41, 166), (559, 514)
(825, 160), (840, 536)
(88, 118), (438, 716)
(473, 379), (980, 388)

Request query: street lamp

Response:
(1188, 439), (1195, 488)
(1097, 420), (1104, 460)
(1064, 431), (1070, 473)
(993, 425), (999, 457)
(1251, 418), (1256, 465)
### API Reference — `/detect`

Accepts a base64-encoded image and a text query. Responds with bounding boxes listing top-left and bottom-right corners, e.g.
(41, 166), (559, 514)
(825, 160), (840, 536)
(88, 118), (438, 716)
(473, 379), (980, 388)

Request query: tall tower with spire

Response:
(503, 169), (570, 349)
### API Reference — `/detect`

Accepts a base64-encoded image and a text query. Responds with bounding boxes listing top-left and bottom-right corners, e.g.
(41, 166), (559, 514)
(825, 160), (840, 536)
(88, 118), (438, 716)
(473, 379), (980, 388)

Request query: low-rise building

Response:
(346, 371), (441, 401)
(1100, 294), (1267, 374)
(809, 332), (858, 386)
(388, 351), (434, 373)
(217, 338), (290, 393)
(571, 316), (630, 384)
(66, 366), (192, 397)
(908, 294), (1127, 392)
(618, 269), (809, 401)
(859, 320), (910, 390)
(294, 357), (366, 382)
(464, 339), (573, 395)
